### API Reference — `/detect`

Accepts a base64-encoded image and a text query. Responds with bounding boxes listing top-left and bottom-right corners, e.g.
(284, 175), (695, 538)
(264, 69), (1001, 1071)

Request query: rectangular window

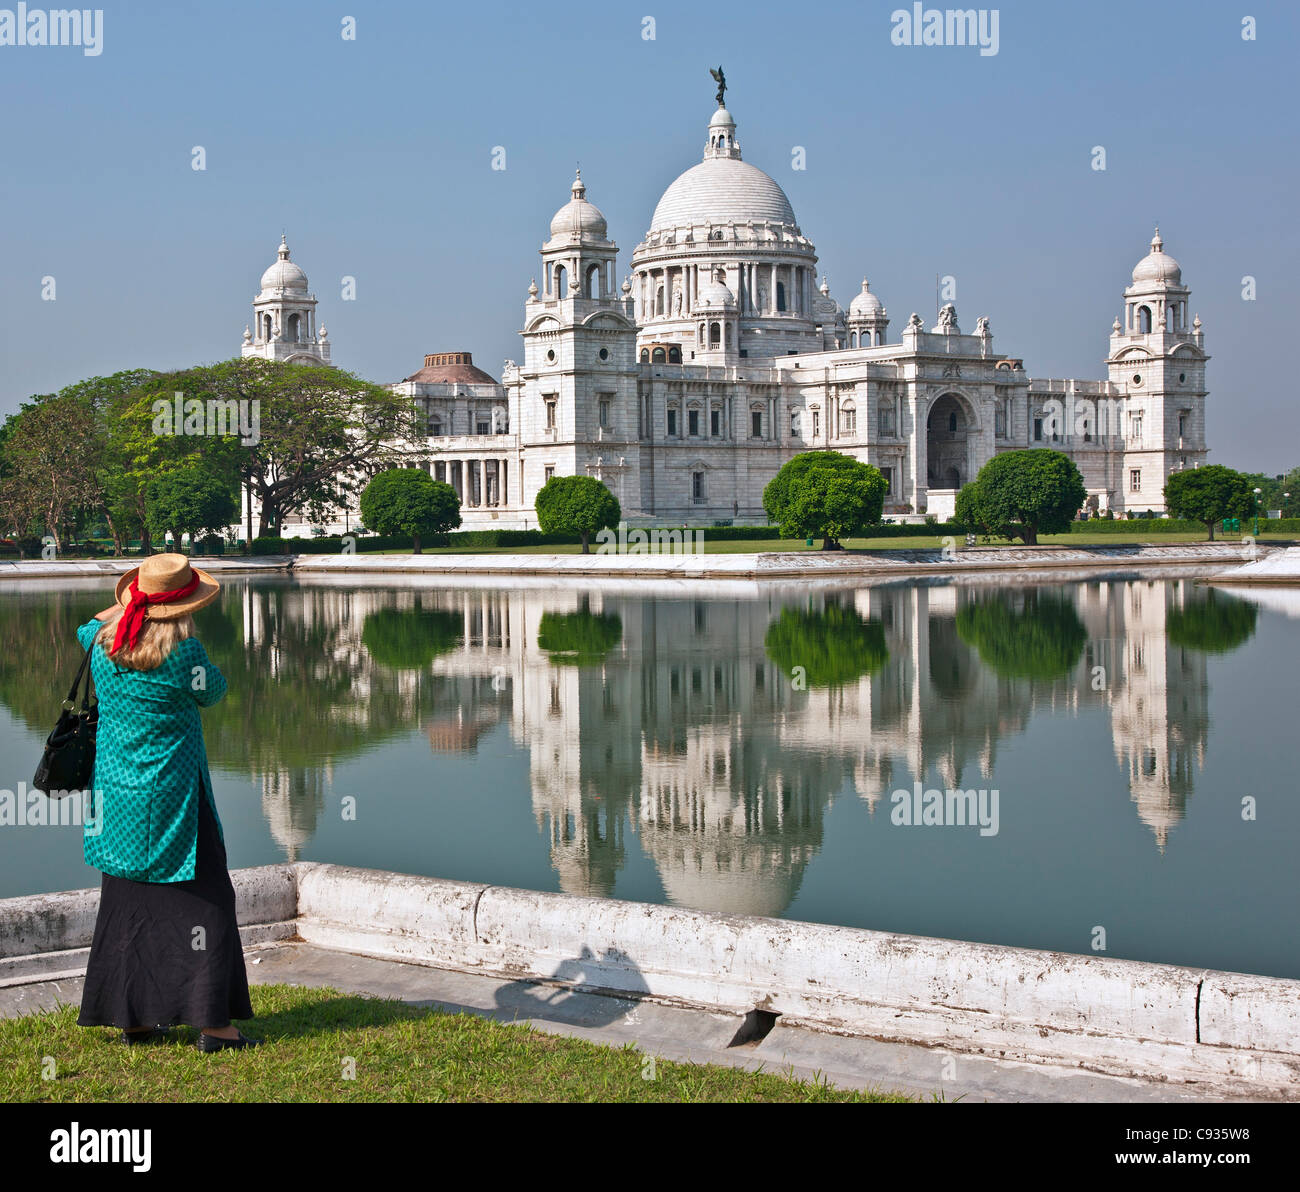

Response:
(599, 399), (610, 429)
(427, 417), (443, 437)
(1178, 413), (1187, 438)
(711, 409), (720, 436)
(751, 410), (763, 438)
(1130, 469), (1141, 493)
(812, 411), (821, 438)
(434, 461), (446, 483)
(545, 400), (556, 430)
(476, 417), (490, 436)
(994, 405), (1007, 438)
(692, 471), (705, 504)
(881, 466), (893, 495)
(688, 409), (699, 436)
(667, 409), (677, 436)
(1130, 414), (1143, 440)
(1033, 417), (1043, 442)
(842, 408), (856, 434)
(878, 407), (895, 437)
(544, 465), (555, 483)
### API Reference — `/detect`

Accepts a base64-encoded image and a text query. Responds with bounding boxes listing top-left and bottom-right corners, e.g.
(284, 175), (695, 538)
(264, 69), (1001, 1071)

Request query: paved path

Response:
(1, 940), (1258, 1103)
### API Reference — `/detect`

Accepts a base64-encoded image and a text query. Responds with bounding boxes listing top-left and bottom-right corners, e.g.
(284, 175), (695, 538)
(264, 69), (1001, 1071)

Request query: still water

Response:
(0, 572), (1295, 978)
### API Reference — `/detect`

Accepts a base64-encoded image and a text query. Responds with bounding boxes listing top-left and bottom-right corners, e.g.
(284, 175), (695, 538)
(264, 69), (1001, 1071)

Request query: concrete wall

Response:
(289, 863), (1300, 1096)
(0, 864), (297, 983)
(4, 860), (1297, 1096)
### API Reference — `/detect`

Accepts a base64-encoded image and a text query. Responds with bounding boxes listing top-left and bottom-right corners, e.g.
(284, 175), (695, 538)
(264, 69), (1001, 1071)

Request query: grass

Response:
(0, 983), (912, 1103)
(365, 531), (1294, 556)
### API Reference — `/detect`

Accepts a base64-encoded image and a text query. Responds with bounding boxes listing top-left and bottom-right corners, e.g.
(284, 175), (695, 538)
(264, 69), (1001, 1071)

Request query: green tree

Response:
(537, 604), (623, 665)
(0, 392), (103, 553)
(955, 589), (1087, 680)
(359, 468), (461, 552)
(535, 474), (621, 553)
(145, 465), (238, 550)
(361, 606), (464, 669)
(1166, 589), (1258, 654)
(954, 449), (1086, 545)
(1164, 465), (1254, 540)
(763, 600), (889, 687)
(762, 451), (886, 550)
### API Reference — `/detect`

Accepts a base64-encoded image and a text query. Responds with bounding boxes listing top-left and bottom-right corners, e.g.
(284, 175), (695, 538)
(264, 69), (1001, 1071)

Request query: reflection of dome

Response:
(424, 706), (501, 753)
(260, 235), (309, 292)
(658, 864), (798, 919)
(1132, 229), (1181, 284)
(549, 171), (608, 241)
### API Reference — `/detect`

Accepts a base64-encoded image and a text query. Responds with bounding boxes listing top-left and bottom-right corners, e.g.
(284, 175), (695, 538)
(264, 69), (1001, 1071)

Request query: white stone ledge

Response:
(4, 861), (1296, 1094)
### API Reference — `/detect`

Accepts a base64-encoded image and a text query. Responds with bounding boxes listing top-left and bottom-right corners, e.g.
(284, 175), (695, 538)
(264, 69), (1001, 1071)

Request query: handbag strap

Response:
(63, 641), (96, 712)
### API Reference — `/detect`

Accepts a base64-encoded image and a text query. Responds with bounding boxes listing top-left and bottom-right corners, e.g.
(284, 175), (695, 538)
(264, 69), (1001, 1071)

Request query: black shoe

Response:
(196, 1029), (262, 1053)
(120, 1027), (170, 1046)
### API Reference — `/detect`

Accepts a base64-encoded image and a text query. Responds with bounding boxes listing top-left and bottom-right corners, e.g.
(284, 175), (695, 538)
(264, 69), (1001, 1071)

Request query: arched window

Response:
(640, 348), (650, 363)
(586, 264), (601, 299)
(776, 282), (787, 312)
(1137, 305), (1152, 333)
(668, 346), (682, 363)
(949, 411), (958, 432)
(710, 322), (721, 346)
(555, 265), (567, 297)
(655, 286), (665, 315)
(652, 347), (666, 363)
(287, 313), (300, 342)
(262, 313), (272, 341)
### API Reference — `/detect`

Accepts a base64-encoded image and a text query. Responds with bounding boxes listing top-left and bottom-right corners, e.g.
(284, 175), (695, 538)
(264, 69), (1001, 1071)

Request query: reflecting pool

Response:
(0, 572), (1294, 978)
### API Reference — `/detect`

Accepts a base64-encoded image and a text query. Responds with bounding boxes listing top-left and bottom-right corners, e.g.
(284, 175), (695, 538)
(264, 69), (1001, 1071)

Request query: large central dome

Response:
(647, 106), (798, 233)
(650, 158), (797, 231)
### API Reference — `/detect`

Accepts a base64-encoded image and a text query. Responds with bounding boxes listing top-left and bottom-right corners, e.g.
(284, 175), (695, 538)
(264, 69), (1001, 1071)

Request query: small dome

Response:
(549, 171), (608, 241)
(849, 278), (884, 319)
(697, 272), (736, 308)
(708, 106), (736, 130)
(405, 351), (499, 386)
(260, 235), (309, 292)
(1132, 228), (1181, 284)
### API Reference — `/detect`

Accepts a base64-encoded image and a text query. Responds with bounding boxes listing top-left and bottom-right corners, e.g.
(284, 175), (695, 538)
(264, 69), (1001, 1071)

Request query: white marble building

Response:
(243, 95), (1210, 535)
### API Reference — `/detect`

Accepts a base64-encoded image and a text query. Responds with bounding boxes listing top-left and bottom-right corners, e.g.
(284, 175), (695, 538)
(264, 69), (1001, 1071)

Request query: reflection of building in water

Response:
(258, 764), (326, 862)
(227, 577), (1216, 909)
(1077, 580), (1209, 851)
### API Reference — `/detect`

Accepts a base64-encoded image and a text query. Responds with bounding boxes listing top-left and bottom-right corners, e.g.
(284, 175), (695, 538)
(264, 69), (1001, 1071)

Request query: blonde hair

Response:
(96, 610), (195, 671)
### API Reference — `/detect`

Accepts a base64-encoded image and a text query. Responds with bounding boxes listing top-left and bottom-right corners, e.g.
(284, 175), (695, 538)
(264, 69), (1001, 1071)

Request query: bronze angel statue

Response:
(710, 66), (726, 107)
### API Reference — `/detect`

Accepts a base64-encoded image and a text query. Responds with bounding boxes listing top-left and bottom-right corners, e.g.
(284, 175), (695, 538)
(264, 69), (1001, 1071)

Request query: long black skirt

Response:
(77, 786), (254, 1030)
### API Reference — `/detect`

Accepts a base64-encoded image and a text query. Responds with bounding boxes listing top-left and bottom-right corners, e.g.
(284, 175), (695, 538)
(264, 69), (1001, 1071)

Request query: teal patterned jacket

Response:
(76, 618), (228, 883)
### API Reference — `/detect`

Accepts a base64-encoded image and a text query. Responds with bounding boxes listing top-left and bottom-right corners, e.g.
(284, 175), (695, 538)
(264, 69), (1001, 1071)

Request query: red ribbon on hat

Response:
(109, 571), (201, 656)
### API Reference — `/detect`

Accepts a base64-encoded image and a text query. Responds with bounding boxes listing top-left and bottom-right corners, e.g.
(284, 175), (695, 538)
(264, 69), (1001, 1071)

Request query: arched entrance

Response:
(926, 393), (971, 491)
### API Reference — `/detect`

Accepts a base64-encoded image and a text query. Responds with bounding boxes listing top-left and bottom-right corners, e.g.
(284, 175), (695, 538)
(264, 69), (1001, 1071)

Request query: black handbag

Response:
(33, 641), (99, 797)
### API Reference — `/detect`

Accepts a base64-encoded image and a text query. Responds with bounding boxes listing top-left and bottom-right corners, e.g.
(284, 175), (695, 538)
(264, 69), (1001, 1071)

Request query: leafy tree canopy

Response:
(1166, 589), (1258, 654)
(762, 452), (886, 549)
(955, 589), (1087, 680)
(954, 449), (1086, 545)
(359, 468), (461, 552)
(763, 601), (889, 687)
(536, 607), (623, 665)
(1164, 465), (1254, 540)
(361, 606), (464, 669)
(535, 475), (621, 553)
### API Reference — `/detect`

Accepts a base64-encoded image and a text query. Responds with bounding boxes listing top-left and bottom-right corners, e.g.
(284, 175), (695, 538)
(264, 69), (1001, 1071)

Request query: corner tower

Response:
(241, 236), (331, 364)
(1107, 229), (1208, 510)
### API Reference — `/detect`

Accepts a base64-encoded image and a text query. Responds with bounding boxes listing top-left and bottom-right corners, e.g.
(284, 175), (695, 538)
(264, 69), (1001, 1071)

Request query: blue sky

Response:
(2, 0), (1296, 470)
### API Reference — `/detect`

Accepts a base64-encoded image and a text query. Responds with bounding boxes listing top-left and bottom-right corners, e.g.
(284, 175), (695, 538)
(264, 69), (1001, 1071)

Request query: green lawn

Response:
(368, 531), (1292, 556)
(0, 983), (912, 1103)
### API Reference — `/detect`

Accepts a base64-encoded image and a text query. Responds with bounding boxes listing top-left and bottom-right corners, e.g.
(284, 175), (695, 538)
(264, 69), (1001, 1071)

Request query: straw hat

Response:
(113, 553), (221, 620)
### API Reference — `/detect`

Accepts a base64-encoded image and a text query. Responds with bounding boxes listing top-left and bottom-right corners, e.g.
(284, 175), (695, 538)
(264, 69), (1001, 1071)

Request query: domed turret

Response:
(846, 278), (889, 347)
(1132, 228), (1182, 285)
(548, 171), (609, 242)
(259, 235), (309, 293)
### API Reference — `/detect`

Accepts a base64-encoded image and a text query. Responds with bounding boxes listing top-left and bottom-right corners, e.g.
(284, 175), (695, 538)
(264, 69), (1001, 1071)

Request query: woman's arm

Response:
(184, 639), (228, 707)
(91, 606), (120, 622)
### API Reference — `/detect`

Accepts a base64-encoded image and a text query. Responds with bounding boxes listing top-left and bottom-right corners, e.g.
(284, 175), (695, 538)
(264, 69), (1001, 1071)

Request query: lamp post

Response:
(1253, 487), (1262, 537)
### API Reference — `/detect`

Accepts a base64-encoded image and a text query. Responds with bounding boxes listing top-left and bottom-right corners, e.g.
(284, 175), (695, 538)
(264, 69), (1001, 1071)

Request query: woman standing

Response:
(75, 553), (260, 1051)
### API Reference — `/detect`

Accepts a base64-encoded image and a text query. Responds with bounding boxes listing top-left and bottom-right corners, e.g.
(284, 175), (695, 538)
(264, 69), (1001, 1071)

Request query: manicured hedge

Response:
(1068, 518), (1300, 534)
